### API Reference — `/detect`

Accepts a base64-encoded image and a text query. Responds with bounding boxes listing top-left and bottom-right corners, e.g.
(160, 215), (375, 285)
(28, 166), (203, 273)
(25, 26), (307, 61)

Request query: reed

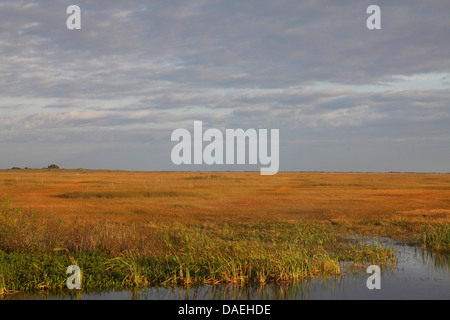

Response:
(419, 224), (450, 253)
(0, 200), (395, 293)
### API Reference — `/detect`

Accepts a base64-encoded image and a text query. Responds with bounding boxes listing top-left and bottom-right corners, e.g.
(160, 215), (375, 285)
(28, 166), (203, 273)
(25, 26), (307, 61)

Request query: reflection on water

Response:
(6, 241), (450, 300)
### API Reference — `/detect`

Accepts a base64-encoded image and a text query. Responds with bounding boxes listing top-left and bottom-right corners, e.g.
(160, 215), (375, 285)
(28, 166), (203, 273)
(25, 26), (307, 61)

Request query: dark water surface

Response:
(8, 240), (450, 300)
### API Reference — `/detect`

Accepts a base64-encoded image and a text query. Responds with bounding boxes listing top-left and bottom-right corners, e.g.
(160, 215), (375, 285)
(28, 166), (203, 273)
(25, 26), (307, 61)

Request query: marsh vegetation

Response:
(0, 170), (448, 295)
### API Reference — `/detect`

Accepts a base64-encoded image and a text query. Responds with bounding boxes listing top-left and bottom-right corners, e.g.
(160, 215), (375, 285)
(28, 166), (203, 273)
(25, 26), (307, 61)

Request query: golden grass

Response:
(1, 169), (448, 292)
(0, 169), (448, 241)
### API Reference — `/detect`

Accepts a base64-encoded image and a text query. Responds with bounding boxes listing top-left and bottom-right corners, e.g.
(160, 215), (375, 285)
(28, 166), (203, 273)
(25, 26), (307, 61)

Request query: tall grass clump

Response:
(419, 224), (450, 253)
(0, 199), (42, 252)
(137, 223), (394, 286)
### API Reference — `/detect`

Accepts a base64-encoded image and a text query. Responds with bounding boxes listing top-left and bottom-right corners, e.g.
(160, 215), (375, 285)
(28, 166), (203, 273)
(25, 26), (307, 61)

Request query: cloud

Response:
(2, 1), (450, 98)
(0, 0), (449, 171)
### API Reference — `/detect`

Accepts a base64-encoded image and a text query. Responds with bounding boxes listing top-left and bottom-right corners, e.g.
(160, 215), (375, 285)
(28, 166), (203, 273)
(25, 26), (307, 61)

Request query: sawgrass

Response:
(0, 199), (395, 293)
(0, 169), (448, 294)
(419, 224), (450, 253)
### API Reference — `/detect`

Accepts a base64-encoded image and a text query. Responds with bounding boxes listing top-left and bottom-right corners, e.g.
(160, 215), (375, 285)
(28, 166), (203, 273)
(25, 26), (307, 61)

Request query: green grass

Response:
(0, 199), (398, 294)
(419, 224), (450, 253)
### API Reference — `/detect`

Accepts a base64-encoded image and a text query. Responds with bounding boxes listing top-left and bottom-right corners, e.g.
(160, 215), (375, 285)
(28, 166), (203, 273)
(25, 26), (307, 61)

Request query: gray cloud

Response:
(0, 0), (449, 171)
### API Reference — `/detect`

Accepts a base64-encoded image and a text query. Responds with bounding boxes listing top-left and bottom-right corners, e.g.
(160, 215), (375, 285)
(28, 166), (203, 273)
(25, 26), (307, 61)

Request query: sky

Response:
(1, 0), (449, 172)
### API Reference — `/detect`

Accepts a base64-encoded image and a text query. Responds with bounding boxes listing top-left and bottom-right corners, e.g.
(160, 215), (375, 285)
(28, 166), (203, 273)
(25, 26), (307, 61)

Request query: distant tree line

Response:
(10, 164), (61, 170)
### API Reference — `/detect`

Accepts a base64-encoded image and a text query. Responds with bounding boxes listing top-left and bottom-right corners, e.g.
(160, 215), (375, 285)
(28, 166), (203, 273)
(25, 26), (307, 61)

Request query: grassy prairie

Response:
(0, 170), (449, 294)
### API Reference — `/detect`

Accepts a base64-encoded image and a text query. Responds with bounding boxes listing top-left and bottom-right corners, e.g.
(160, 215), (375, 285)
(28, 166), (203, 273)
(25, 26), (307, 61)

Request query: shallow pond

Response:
(7, 240), (450, 300)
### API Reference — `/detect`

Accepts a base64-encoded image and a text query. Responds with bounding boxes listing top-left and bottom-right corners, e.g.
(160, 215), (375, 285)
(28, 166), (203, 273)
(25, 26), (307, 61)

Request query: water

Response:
(7, 240), (450, 300)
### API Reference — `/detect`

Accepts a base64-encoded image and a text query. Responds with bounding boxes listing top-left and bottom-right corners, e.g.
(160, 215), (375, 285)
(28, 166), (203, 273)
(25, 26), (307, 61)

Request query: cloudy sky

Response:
(1, 0), (449, 172)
